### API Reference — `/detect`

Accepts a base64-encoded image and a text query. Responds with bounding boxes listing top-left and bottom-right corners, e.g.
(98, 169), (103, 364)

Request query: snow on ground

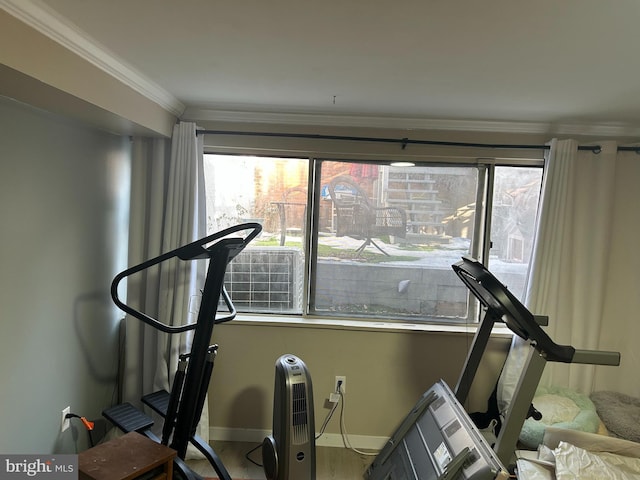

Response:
(312, 233), (529, 276)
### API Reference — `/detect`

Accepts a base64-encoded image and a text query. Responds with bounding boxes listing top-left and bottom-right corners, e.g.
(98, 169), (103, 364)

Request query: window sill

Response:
(225, 313), (514, 337)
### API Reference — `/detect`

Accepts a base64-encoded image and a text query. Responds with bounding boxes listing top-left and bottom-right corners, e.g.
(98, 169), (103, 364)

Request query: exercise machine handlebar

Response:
(111, 222), (262, 334)
(571, 349), (621, 366)
(452, 256), (620, 367)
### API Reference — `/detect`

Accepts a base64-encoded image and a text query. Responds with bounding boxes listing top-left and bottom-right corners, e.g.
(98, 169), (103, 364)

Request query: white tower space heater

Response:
(262, 354), (316, 480)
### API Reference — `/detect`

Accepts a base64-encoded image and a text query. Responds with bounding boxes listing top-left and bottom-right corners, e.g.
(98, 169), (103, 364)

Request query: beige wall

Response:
(207, 321), (511, 441)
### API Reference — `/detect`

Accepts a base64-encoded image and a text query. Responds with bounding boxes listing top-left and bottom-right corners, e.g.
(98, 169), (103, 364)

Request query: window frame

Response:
(203, 141), (544, 326)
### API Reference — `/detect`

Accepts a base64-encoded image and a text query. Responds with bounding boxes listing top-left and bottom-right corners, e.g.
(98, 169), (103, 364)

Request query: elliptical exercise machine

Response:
(103, 223), (261, 480)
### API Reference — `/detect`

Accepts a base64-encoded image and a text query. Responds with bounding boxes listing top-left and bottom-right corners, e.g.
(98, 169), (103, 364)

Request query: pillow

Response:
(534, 394), (581, 424)
(591, 391), (640, 443)
(519, 385), (600, 449)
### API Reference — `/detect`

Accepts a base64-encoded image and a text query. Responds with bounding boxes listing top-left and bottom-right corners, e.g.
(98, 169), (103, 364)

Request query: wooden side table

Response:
(79, 432), (177, 480)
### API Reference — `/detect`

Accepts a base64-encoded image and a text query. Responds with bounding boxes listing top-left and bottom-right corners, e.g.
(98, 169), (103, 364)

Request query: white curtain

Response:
(122, 135), (169, 405)
(122, 122), (209, 447)
(523, 138), (620, 394)
(594, 149), (640, 398)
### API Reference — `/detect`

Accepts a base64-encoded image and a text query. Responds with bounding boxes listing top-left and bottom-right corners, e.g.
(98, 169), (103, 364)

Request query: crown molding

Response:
(183, 107), (640, 138)
(549, 122), (640, 138)
(0, 0), (185, 116)
(183, 107), (548, 133)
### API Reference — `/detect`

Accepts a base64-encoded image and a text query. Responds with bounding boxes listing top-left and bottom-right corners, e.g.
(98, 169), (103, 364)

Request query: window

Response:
(487, 166), (543, 299)
(204, 154), (542, 323)
(204, 155), (308, 313)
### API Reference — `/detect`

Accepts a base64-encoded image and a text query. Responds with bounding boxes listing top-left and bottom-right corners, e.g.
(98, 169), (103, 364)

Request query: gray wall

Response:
(0, 96), (130, 454)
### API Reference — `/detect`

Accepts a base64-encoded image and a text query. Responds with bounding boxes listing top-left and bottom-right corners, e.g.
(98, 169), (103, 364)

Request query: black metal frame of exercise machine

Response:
(105, 223), (262, 480)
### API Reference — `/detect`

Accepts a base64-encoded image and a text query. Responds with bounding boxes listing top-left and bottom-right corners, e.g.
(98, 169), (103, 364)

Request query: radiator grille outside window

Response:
(224, 248), (303, 313)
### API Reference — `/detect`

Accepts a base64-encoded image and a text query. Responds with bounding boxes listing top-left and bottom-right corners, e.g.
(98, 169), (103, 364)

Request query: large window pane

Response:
(487, 166), (543, 299)
(313, 161), (480, 322)
(204, 154), (308, 314)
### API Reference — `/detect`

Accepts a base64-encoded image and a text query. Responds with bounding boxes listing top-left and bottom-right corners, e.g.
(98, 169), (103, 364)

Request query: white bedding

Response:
(516, 428), (640, 480)
(554, 441), (640, 479)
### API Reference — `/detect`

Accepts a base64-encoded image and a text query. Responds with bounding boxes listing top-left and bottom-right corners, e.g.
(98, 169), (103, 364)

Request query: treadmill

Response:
(452, 257), (620, 466)
(366, 380), (510, 480)
(366, 257), (620, 479)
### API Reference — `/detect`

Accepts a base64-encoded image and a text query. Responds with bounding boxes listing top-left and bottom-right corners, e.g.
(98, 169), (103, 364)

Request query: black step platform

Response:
(103, 402), (154, 433)
(142, 390), (171, 417)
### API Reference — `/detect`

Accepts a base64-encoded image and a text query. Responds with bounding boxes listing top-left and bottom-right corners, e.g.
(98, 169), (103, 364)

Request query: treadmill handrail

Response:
(452, 257), (614, 365)
(111, 223), (262, 333)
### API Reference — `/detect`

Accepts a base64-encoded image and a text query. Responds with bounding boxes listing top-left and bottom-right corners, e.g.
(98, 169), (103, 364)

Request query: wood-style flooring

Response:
(187, 440), (375, 480)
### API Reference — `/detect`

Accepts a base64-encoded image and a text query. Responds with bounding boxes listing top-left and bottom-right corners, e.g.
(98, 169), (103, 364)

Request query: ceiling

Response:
(29, 0), (640, 129)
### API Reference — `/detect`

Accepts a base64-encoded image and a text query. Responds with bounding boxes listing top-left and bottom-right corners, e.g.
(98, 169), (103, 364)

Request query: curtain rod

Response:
(197, 129), (640, 154)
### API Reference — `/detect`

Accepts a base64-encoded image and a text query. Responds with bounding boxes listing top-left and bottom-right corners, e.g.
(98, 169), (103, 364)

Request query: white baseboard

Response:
(209, 427), (387, 450)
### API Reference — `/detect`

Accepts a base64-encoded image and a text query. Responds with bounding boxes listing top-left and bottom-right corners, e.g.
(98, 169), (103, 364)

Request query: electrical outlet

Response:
(61, 406), (70, 433)
(335, 375), (346, 394)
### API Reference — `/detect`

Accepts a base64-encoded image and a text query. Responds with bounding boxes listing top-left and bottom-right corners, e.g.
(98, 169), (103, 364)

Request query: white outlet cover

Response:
(61, 406), (71, 432)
